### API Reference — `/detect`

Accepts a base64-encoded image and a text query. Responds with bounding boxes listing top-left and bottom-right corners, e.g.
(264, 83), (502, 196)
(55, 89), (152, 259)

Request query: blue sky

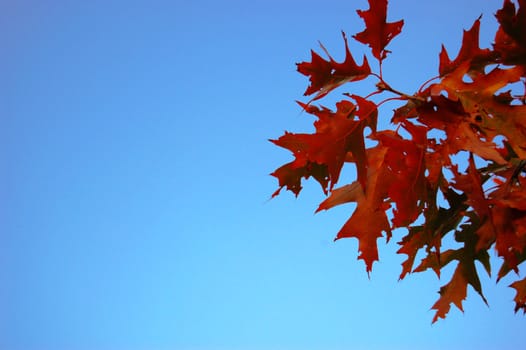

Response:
(1, 0), (524, 349)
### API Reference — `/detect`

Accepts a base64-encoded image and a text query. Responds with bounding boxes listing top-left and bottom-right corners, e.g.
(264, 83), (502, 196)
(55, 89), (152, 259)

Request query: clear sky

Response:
(1, 0), (524, 349)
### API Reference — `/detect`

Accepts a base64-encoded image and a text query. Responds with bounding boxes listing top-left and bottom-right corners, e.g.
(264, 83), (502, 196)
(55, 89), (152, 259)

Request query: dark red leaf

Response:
(297, 32), (371, 101)
(494, 0), (526, 65)
(496, 0), (526, 47)
(510, 276), (526, 313)
(270, 160), (329, 197)
(352, 0), (404, 61)
(431, 262), (468, 323)
(439, 18), (494, 76)
(334, 146), (393, 273)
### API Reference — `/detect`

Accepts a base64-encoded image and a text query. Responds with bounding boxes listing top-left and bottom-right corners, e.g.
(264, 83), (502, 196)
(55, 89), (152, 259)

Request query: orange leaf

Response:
(316, 182), (363, 212)
(336, 197), (391, 274)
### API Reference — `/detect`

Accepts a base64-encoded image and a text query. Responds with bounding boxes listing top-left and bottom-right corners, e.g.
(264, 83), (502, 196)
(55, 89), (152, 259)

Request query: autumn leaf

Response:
(488, 168), (526, 279)
(431, 225), (490, 323)
(431, 262), (468, 323)
(353, 0), (404, 61)
(297, 32), (371, 102)
(373, 121), (427, 227)
(397, 226), (435, 280)
(451, 155), (496, 251)
(438, 60), (526, 159)
(495, 0), (526, 48)
(345, 94), (377, 189)
(334, 146), (393, 273)
(316, 182), (362, 212)
(441, 60), (524, 97)
(271, 96), (378, 196)
(336, 197), (391, 274)
(494, 0), (526, 64)
(270, 160), (329, 197)
(510, 276), (526, 314)
(270, 102), (353, 193)
(416, 93), (509, 164)
(439, 17), (494, 77)
(414, 249), (457, 278)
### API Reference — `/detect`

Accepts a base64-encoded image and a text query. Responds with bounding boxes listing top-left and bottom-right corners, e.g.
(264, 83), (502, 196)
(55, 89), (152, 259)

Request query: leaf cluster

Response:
(271, 0), (526, 322)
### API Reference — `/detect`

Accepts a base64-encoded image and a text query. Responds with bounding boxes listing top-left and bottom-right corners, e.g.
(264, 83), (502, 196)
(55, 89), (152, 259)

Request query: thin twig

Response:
(377, 81), (426, 102)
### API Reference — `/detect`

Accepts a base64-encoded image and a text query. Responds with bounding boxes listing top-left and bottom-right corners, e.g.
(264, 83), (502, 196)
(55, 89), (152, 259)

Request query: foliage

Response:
(270, 0), (526, 322)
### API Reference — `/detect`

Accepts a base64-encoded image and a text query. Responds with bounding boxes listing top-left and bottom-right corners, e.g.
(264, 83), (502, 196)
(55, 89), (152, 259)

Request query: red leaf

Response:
(439, 18), (494, 76)
(270, 161), (329, 197)
(373, 121), (427, 227)
(397, 226), (431, 280)
(431, 222), (489, 323)
(316, 182), (362, 212)
(353, 0), (404, 61)
(297, 32), (371, 102)
(431, 258), (487, 323)
(431, 262), (468, 323)
(494, 0), (526, 64)
(416, 94), (509, 165)
(335, 146), (393, 273)
(438, 61), (526, 160)
(496, 0), (526, 48)
(442, 61), (525, 97)
(488, 172), (526, 279)
(510, 276), (526, 314)
(451, 155), (490, 217)
(336, 195), (391, 274)
(270, 99), (371, 195)
(346, 94), (377, 189)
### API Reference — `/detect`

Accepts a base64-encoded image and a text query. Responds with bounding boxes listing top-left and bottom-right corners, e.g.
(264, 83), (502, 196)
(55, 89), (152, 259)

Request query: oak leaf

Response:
(333, 146), (393, 273)
(510, 276), (526, 313)
(430, 222), (490, 322)
(270, 158), (329, 197)
(373, 122), (427, 227)
(353, 0), (404, 61)
(439, 18), (494, 77)
(431, 262), (468, 323)
(495, 0), (526, 52)
(316, 182), (362, 213)
(297, 32), (371, 102)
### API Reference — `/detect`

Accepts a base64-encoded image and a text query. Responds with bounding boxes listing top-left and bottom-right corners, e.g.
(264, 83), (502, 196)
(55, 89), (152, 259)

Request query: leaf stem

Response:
(418, 75), (440, 93)
(376, 81), (426, 102)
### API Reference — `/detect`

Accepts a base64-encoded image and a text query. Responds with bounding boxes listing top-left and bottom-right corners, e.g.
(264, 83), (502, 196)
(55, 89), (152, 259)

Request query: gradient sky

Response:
(1, 0), (524, 349)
